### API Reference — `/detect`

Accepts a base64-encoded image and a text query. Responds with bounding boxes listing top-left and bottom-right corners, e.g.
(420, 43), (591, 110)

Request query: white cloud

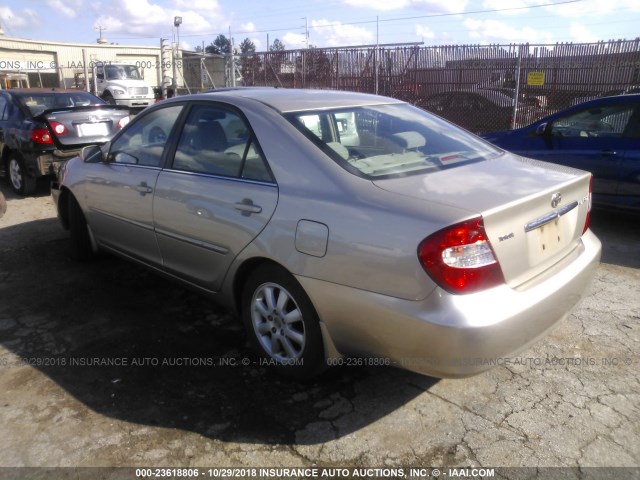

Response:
(569, 22), (598, 43)
(282, 32), (307, 49)
(415, 24), (435, 39)
(48, 0), (84, 19)
(240, 22), (256, 33)
(0, 6), (40, 30)
(464, 18), (553, 44)
(341, 0), (467, 13)
(94, 0), (228, 38)
(481, 0), (532, 15)
(547, 0), (640, 17)
(311, 19), (374, 47)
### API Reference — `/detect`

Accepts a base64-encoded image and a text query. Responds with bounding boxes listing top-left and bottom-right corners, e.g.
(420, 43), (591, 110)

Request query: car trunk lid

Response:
(373, 153), (592, 289)
(36, 105), (130, 148)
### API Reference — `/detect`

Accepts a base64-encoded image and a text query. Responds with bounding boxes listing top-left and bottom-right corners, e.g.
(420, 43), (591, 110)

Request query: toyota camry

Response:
(52, 88), (601, 379)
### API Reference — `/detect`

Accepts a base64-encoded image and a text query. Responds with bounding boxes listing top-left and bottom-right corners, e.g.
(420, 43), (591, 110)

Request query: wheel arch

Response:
(231, 256), (283, 315)
(57, 186), (72, 230)
(230, 256), (342, 362)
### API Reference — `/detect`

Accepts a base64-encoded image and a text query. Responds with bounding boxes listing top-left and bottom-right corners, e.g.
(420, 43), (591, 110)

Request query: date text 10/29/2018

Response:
(135, 467), (496, 478)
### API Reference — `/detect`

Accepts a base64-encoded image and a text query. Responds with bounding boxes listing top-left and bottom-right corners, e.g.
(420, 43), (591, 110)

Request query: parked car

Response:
(482, 94), (640, 211)
(52, 89), (601, 379)
(421, 90), (542, 133)
(0, 190), (5, 219)
(0, 88), (130, 195)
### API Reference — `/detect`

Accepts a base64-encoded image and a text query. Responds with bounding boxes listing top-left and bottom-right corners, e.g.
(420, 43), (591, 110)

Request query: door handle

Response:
(600, 149), (618, 157)
(135, 183), (153, 194)
(234, 201), (262, 215)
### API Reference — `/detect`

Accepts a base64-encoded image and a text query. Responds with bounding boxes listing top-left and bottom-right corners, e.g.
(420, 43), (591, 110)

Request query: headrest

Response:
(392, 131), (426, 150)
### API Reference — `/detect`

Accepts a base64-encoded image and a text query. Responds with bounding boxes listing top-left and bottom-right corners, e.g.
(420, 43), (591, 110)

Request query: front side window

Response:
(172, 104), (272, 182)
(286, 103), (500, 179)
(550, 104), (636, 138)
(109, 105), (183, 167)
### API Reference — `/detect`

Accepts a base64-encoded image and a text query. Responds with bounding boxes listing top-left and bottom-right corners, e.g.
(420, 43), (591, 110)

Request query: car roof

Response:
(189, 87), (404, 113)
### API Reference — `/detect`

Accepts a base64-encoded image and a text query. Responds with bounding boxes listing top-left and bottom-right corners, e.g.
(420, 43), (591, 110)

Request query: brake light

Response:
(49, 121), (68, 136)
(583, 175), (593, 234)
(418, 217), (505, 294)
(31, 128), (53, 145)
(117, 116), (130, 129)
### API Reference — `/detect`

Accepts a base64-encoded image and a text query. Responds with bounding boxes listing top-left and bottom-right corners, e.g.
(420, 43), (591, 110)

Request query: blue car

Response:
(482, 94), (640, 211)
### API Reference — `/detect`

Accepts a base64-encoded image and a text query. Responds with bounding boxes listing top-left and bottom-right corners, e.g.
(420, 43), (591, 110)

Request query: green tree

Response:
(240, 38), (256, 54)
(270, 38), (285, 51)
(206, 34), (231, 55)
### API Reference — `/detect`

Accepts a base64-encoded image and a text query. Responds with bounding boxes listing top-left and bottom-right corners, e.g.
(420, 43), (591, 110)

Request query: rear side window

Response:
(171, 104), (273, 182)
(286, 103), (500, 179)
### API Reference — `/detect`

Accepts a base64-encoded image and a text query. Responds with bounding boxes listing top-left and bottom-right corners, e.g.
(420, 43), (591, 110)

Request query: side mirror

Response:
(535, 123), (548, 136)
(80, 145), (104, 163)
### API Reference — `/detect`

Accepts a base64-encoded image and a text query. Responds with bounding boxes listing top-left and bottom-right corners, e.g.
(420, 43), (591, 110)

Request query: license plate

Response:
(535, 218), (565, 256)
(77, 122), (109, 137)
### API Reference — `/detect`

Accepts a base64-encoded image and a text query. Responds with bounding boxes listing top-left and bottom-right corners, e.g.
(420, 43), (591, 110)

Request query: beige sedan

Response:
(52, 88), (601, 379)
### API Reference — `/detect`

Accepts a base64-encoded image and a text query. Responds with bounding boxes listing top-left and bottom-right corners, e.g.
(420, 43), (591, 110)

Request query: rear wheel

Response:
(8, 156), (37, 196)
(68, 194), (94, 262)
(242, 264), (326, 379)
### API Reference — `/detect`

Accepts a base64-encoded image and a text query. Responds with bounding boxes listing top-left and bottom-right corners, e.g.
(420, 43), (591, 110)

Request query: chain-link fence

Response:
(237, 39), (640, 134)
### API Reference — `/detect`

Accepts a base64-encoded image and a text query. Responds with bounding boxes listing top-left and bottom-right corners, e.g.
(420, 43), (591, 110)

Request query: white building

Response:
(0, 35), (164, 89)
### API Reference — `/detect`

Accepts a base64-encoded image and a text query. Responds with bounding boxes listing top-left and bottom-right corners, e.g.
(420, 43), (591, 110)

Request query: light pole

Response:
(173, 16), (182, 96)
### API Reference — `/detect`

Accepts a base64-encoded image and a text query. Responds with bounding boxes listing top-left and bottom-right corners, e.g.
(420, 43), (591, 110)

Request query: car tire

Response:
(242, 264), (326, 379)
(7, 156), (37, 196)
(68, 194), (94, 262)
(103, 92), (116, 105)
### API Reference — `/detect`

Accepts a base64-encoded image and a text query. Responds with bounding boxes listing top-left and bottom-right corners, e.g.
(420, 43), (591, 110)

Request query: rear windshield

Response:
(285, 103), (501, 179)
(16, 92), (105, 116)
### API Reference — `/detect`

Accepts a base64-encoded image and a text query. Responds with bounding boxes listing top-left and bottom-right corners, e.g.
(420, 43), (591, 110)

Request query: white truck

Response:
(90, 62), (155, 108)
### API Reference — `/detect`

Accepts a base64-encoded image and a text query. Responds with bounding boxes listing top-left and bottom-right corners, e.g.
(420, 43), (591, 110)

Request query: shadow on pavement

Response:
(0, 218), (438, 446)
(589, 208), (640, 269)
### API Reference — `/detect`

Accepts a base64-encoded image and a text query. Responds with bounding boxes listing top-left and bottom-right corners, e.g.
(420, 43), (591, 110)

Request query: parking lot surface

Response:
(0, 183), (638, 472)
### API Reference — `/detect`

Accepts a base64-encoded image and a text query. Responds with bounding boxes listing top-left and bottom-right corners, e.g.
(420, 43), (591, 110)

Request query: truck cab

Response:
(92, 62), (155, 108)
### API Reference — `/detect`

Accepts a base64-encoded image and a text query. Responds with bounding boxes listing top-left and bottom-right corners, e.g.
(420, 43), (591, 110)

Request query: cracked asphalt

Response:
(0, 182), (638, 472)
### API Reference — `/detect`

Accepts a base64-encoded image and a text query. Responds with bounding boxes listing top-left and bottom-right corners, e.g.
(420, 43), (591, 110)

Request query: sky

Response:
(0, 0), (639, 51)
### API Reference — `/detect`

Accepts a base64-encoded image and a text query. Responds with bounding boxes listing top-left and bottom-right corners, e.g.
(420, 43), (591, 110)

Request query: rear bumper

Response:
(36, 151), (79, 177)
(298, 230), (601, 378)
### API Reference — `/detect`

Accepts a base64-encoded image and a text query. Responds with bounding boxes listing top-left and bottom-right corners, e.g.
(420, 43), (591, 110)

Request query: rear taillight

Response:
(117, 116), (130, 129)
(583, 174), (593, 234)
(31, 128), (53, 145)
(49, 121), (68, 136)
(418, 217), (505, 294)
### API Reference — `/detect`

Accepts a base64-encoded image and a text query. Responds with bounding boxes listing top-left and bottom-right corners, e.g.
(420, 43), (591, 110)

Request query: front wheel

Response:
(102, 92), (116, 105)
(8, 156), (37, 196)
(242, 265), (326, 379)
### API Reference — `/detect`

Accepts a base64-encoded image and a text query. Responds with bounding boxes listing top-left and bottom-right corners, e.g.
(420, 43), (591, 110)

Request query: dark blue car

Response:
(482, 94), (640, 211)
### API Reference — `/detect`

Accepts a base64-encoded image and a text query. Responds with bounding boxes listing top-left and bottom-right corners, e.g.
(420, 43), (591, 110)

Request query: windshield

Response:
(105, 65), (142, 80)
(285, 103), (501, 179)
(17, 92), (105, 116)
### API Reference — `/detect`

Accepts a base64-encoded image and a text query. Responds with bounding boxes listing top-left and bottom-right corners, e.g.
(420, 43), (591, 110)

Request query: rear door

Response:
(82, 104), (184, 264)
(616, 107), (640, 209)
(153, 103), (278, 292)
(538, 101), (639, 203)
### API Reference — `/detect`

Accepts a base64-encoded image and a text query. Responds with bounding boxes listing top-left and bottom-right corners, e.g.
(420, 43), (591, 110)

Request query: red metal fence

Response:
(237, 39), (640, 133)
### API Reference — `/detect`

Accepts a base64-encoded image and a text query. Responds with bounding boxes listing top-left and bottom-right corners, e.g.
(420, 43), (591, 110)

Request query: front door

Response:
(82, 104), (184, 265)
